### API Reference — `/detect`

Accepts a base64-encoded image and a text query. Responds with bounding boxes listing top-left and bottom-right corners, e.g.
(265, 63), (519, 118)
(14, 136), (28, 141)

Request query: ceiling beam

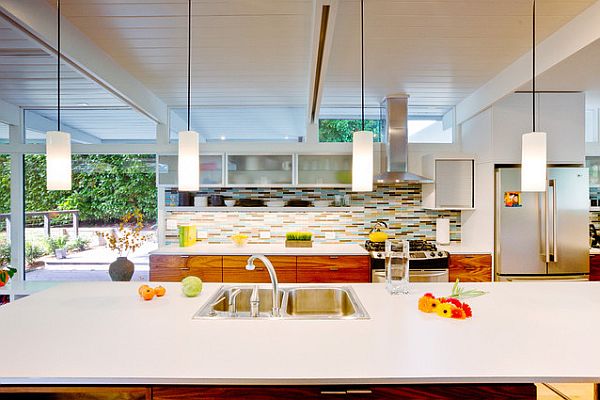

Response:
(25, 110), (102, 144)
(0, 97), (19, 125)
(306, 0), (339, 126)
(0, 0), (168, 124)
(455, 0), (600, 125)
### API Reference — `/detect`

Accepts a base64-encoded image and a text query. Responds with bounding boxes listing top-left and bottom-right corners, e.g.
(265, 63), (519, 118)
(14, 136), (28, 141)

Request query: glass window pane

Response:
(24, 108), (157, 144)
(0, 122), (8, 144)
(0, 154), (9, 274)
(24, 154), (157, 281)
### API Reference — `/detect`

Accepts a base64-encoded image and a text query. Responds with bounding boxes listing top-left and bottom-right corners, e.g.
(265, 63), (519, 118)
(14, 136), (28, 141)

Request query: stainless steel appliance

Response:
(367, 240), (449, 282)
(495, 167), (589, 281)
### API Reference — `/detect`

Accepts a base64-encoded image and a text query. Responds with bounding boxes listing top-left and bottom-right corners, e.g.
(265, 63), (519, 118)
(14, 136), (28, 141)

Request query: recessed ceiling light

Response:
(220, 136), (226, 141)
(77, 103), (89, 107)
(284, 136), (289, 140)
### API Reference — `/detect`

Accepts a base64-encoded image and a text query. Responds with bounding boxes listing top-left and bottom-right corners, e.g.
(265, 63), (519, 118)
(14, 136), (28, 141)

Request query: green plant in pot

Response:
(99, 210), (150, 281)
(285, 231), (313, 248)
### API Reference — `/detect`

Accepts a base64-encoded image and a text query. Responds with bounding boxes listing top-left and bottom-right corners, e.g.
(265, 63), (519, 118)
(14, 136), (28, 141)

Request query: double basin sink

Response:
(193, 285), (369, 320)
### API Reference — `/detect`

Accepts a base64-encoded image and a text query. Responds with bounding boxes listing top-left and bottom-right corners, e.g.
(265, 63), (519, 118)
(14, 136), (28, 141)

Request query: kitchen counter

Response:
(590, 247), (600, 255)
(1, 281), (600, 385)
(150, 243), (369, 256)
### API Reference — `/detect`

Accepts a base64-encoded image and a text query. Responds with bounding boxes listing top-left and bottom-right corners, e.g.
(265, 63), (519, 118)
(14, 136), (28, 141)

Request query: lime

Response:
(181, 276), (203, 297)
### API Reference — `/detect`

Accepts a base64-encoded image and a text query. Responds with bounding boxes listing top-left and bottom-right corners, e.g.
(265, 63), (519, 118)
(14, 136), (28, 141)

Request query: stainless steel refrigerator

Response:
(495, 167), (589, 281)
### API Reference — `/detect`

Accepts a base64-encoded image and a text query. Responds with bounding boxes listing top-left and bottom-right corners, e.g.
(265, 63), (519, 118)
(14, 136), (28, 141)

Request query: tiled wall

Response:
(164, 185), (461, 245)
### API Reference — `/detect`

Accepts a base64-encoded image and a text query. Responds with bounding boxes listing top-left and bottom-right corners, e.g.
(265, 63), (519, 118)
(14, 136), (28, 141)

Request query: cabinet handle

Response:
(320, 391), (347, 395)
(347, 389), (372, 395)
(329, 256), (339, 259)
(329, 267), (339, 271)
(254, 267), (264, 272)
(179, 267), (190, 271)
(180, 256), (190, 258)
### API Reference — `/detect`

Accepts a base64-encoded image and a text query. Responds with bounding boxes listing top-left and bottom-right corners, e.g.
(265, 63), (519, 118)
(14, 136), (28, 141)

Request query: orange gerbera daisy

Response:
(418, 296), (440, 313)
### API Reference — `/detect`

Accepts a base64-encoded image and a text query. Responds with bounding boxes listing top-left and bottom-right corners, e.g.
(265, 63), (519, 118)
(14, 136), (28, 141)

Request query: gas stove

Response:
(365, 239), (449, 260)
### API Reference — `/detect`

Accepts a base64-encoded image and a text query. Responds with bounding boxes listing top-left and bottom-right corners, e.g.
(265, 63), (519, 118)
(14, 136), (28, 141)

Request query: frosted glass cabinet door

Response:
(227, 155), (293, 185)
(297, 154), (352, 185)
(435, 160), (474, 208)
(157, 154), (223, 186)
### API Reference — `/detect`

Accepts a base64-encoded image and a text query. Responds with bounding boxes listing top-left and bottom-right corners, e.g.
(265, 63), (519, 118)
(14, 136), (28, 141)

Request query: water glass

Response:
(385, 240), (410, 295)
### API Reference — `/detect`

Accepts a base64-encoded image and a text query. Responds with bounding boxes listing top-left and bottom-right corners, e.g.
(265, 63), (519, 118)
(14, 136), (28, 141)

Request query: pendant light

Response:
(46, 0), (71, 191)
(521, 0), (547, 192)
(352, 0), (374, 192)
(178, 0), (200, 192)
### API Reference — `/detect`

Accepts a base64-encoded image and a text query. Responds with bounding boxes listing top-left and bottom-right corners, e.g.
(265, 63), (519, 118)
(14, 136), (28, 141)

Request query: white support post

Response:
(8, 122), (24, 282)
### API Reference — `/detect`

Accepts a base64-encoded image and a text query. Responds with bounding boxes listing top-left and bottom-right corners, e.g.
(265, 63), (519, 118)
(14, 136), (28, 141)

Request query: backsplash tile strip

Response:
(163, 185), (461, 245)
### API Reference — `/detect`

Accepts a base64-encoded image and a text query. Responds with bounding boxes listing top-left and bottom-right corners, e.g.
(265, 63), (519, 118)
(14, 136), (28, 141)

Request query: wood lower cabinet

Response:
(149, 255), (223, 282)
(223, 256), (297, 283)
(296, 256), (370, 283)
(152, 384), (536, 399)
(449, 254), (492, 282)
(590, 254), (600, 281)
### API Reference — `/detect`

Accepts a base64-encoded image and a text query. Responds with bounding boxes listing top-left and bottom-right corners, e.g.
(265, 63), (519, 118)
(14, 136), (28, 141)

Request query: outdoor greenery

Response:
(25, 241), (45, 267)
(67, 237), (91, 252)
(0, 240), (9, 266)
(0, 155), (9, 215)
(319, 119), (382, 143)
(44, 235), (69, 253)
(22, 154), (157, 226)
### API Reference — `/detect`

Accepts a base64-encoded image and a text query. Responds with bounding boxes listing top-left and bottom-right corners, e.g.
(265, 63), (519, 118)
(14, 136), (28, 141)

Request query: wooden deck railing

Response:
(0, 210), (79, 237)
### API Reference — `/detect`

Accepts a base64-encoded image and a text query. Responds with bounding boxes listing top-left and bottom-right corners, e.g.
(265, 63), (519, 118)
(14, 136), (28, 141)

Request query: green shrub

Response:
(25, 241), (46, 266)
(67, 237), (90, 252)
(44, 235), (69, 253)
(0, 240), (10, 266)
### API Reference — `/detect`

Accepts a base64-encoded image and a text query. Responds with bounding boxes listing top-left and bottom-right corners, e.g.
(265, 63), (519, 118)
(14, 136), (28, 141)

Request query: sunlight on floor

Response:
(536, 383), (595, 400)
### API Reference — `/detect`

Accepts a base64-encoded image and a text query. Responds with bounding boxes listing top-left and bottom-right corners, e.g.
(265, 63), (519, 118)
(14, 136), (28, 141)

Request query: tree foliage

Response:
(19, 154), (157, 226)
(319, 119), (381, 143)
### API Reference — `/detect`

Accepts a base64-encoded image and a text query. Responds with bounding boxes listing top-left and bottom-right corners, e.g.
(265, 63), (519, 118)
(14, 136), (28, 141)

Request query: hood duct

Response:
(373, 95), (433, 184)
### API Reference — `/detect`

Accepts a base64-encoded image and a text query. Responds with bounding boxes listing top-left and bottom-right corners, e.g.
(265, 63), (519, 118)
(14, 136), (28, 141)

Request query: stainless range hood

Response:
(373, 95), (433, 184)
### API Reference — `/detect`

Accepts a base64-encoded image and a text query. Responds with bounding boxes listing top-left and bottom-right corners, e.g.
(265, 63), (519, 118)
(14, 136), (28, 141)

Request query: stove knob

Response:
(377, 253), (382, 258)
(438, 252), (444, 257)
(430, 252), (436, 257)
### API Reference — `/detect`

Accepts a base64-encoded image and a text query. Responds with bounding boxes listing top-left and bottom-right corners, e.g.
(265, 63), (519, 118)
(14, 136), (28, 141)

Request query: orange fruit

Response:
(138, 284), (150, 296)
(154, 286), (166, 297)
(0, 270), (9, 287)
(141, 287), (155, 301)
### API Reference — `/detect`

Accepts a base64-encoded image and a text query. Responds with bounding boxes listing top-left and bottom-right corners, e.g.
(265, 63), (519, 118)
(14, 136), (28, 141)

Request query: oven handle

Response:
(410, 269), (448, 278)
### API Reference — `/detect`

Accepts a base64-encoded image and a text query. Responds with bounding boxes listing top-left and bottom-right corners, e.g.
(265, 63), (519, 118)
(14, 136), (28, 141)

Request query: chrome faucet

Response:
(250, 285), (260, 317)
(246, 254), (279, 317)
(228, 288), (242, 317)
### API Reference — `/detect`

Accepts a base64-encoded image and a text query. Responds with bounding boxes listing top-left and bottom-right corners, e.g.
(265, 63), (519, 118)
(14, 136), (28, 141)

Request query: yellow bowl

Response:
(231, 235), (249, 247)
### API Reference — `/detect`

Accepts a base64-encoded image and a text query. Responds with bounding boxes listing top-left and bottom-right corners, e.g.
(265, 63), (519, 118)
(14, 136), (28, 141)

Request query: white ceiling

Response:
(53, 0), (598, 116)
(0, 17), (126, 108)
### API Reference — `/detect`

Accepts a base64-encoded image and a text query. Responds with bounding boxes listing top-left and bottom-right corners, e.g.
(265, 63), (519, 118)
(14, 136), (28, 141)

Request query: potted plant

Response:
(285, 232), (313, 248)
(100, 210), (150, 281)
(45, 235), (69, 259)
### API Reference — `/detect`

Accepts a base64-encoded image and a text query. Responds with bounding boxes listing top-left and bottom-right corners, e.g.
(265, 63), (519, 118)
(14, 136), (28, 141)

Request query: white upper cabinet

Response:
(422, 156), (475, 210)
(491, 92), (585, 164)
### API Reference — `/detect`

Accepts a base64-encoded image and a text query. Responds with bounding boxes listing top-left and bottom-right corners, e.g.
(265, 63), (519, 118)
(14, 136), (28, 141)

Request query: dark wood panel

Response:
(449, 254), (492, 282)
(152, 384), (536, 399)
(223, 256), (297, 283)
(150, 255), (223, 282)
(0, 386), (150, 400)
(297, 256), (370, 283)
(590, 254), (600, 281)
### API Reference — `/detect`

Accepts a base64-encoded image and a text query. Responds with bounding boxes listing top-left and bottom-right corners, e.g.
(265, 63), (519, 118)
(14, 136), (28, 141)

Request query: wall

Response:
(163, 185), (461, 245)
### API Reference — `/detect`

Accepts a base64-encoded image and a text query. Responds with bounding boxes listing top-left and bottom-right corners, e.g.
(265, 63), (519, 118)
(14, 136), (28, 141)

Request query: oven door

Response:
(372, 269), (449, 283)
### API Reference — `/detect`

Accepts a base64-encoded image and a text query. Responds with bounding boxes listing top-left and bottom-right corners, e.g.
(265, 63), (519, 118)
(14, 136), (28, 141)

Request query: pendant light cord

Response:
(57, 0), (61, 131)
(360, 0), (365, 131)
(532, 0), (536, 132)
(187, 0), (191, 131)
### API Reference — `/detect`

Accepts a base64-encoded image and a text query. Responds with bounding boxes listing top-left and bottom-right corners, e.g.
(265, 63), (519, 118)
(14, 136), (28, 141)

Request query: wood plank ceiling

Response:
(52, 0), (596, 118)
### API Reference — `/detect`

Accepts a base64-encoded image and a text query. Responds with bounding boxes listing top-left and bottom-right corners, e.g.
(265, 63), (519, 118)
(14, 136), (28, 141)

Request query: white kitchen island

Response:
(0, 281), (599, 399)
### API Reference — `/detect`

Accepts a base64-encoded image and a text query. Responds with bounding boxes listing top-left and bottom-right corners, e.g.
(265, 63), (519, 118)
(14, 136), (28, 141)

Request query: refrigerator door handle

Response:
(550, 179), (558, 262)
(544, 184), (550, 263)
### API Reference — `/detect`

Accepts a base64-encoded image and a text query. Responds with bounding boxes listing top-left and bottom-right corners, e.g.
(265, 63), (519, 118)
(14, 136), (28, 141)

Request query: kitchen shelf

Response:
(423, 207), (475, 211)
(590, 207), (600, 212)
(164, 206), (364, 213)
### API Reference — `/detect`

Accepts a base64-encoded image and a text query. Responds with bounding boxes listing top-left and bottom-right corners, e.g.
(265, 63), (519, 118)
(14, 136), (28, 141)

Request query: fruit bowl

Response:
(231, 234), (249, 247)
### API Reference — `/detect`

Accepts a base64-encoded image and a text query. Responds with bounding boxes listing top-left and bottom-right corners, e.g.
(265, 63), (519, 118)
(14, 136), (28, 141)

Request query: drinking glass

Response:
(385, 240), (410, 295)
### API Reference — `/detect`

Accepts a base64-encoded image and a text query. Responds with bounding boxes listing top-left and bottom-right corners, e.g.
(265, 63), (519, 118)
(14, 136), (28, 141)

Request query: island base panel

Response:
(153, 384), (537, 399)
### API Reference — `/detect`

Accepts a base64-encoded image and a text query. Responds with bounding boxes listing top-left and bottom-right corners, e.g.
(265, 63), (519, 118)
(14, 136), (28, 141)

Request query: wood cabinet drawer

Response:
(297, 256), (370, 283)
(589, 254), (600, 281)
(150, 255), (223, 282)
(449, 254), (492, 282)
(223, 256), (297, 283)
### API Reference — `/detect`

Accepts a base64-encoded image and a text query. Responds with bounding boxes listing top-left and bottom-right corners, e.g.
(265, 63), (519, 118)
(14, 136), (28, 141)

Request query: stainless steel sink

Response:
(194, 285), (369, 320)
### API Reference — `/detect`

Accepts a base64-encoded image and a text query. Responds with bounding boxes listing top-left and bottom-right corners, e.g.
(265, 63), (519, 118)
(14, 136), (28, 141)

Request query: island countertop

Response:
(149, 243), (369, 256)
(1, 281), (600, 385)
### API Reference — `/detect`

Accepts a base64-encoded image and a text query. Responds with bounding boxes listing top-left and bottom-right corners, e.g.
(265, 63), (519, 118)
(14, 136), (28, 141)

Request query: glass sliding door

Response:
(24, 154), (157, 281)
(0, 153), (9, 305)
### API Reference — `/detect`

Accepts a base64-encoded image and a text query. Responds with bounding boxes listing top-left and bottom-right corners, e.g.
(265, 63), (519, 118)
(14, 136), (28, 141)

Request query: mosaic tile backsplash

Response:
(164, 185), (461, 245)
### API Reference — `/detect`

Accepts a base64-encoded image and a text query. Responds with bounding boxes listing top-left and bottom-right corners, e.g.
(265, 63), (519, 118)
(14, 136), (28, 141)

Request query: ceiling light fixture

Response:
(521, 0), (547, 192)
(352, 0), (373, 192)
(46, 0), (71, 191)
(178, 0), (200, 192)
